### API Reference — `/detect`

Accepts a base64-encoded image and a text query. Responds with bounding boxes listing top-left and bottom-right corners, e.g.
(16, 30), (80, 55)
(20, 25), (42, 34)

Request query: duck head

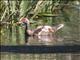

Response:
(17, 17), (33, 36)
(18, 17), (29, 25)
(16, 17), (30, 30)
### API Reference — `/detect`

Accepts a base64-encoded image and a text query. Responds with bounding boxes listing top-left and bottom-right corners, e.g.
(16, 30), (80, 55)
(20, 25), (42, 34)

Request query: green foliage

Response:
(20, 0), (31, 17)
(0, 0), (80, 45)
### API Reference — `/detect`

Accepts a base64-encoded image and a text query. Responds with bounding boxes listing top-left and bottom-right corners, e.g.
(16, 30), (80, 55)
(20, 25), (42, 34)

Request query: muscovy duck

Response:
(17, 17), (64, 36)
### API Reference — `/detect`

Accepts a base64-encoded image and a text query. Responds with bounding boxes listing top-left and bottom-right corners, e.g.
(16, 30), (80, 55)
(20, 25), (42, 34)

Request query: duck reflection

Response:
(25, 35), (62, 45)
(37, 35), (56, 42)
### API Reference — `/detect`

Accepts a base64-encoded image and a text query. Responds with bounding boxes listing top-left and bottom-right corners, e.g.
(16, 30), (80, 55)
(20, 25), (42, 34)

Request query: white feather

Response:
(57, 24), (64, 30)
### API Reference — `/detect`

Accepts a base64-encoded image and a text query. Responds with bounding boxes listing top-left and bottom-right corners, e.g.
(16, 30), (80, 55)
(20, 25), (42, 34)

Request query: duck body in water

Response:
(17, 17), (64, 36)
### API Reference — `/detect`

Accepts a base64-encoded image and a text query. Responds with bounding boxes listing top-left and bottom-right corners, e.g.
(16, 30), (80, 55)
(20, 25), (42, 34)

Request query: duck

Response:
(17, 17), (64, 36)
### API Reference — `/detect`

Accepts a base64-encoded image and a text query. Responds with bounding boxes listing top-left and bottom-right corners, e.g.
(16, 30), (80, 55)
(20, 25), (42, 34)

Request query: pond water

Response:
(1, 53), (80, 60)
(0, 24), (80, 46)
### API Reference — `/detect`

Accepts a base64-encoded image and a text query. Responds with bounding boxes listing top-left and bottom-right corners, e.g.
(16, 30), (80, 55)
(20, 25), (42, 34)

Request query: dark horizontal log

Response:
(0, 45), (80, 53)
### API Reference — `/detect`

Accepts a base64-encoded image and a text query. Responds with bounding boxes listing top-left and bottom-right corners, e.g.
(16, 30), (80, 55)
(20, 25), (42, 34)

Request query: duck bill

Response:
(16, 21), (22, 25)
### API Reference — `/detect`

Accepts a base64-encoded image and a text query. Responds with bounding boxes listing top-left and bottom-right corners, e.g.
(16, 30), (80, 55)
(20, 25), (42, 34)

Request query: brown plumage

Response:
(17, 17), (64, 36)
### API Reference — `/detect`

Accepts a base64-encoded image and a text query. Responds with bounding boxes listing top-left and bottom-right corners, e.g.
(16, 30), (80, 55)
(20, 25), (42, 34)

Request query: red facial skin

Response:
(16, 17), (30, 25)
(16, 17), (64, 36)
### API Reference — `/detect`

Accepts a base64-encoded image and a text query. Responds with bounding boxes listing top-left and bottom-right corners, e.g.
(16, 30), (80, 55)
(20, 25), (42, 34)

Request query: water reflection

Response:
(25, 35), (64, 45)
(1, 53), (80, 60)
(1, 24), (79, 45)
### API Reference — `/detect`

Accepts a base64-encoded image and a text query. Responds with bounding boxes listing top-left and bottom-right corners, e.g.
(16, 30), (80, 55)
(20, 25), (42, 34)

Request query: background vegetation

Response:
(0, 0), (80, 60)
(0, 0), (80, 45)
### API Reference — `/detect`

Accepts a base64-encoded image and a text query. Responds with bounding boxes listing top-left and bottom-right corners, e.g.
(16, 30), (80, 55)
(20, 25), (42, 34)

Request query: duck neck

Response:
(24, 23), (30, 36)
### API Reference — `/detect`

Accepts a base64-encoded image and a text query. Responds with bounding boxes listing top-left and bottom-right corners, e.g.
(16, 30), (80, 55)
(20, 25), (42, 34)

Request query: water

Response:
(1, 53), (80, 60)
(0, 24), (80, 46)
(0, 17), (80, 60)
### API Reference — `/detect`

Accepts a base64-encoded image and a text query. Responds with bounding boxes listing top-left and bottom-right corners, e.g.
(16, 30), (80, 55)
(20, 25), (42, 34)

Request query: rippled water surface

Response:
(0, 25), (80, 46)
